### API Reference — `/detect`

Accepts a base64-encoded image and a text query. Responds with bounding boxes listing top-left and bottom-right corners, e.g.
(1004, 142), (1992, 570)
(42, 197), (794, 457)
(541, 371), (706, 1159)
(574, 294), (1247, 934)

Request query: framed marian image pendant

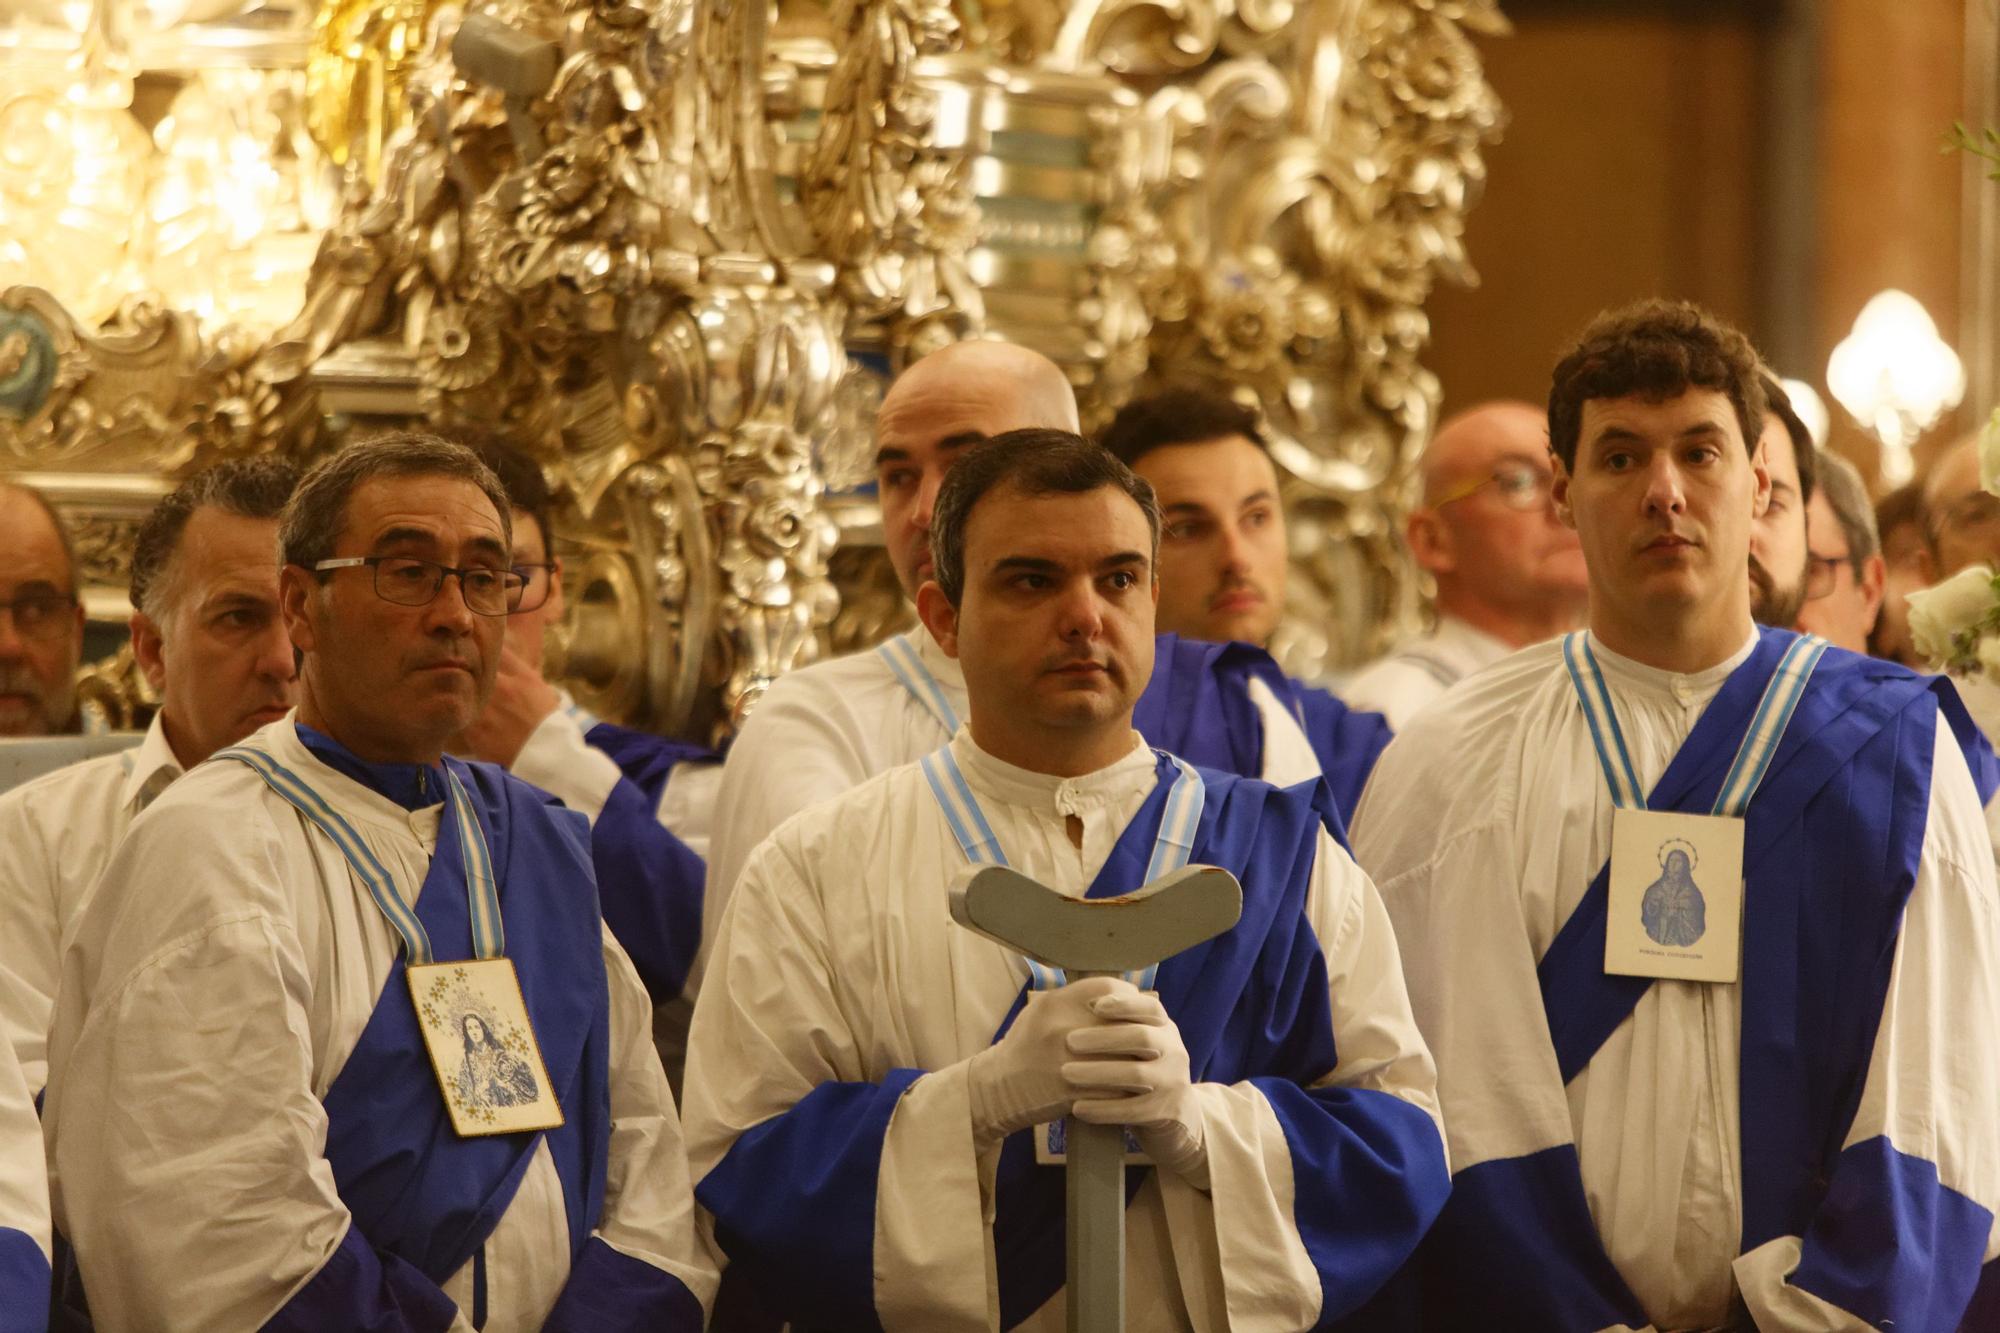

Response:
(1604, 808), (1745, 984)
(408, 958), (564, 1137)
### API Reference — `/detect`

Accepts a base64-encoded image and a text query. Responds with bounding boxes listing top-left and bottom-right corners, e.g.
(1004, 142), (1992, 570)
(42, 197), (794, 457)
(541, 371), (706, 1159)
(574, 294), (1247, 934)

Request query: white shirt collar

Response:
(1433, 613), (1514, 663)
(119, 713), (186, 813)
(1584, 626), (1759, 703)
(948, 726), (1157, 818)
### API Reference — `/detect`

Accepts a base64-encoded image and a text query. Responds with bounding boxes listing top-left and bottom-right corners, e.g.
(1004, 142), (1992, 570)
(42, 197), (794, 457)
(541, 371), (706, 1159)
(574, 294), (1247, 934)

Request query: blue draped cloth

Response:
(1419, 631), (1993, 1330)
(263, 732), (698, 1329)
(1132, 634), (1391, 832)
(580, 722), (715, 1001)
(697, 761), (1448, 1331)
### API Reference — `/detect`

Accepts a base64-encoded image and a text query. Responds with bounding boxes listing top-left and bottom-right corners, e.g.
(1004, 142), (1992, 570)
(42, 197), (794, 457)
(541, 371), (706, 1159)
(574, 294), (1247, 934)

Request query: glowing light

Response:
(1779, 377), (1830, 449)
(1827, 290), (1965, 486)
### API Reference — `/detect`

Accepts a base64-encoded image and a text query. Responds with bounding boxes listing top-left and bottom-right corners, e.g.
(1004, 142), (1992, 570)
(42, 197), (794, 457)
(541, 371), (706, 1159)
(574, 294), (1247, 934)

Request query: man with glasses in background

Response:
(0, 482), (85, 737)
(1341, 401), (1588, 728)
(45, 434), (713, 1330)
(1796, 449), (1886, 654)
(0, 459), (299, 1098)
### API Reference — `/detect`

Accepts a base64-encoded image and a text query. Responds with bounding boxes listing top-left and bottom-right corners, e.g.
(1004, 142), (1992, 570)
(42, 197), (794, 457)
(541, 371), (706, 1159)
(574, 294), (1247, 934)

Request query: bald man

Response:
(1342, 401), (1587, 727)
(0, 483), (85, 738)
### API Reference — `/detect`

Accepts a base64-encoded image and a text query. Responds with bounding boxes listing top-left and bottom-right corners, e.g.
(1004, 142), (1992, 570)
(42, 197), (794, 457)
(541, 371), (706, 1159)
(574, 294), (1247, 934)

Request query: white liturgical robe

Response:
(510, 690), (719, 858)
(1350, 631), (2000, 1330)
(1338, 613), (1512, 730)
(43, 720), (717, 1332)
(685, 729), (1444, 1331)
(0, 982), (48, 1318)
(699, 630), (1321, 987)
(0, 713), (181, 1092)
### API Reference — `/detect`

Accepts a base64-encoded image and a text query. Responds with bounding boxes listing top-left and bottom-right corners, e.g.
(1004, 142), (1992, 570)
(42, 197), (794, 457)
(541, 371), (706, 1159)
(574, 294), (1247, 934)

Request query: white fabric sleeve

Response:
(0, 786), (62, 1093)
(0, 991), (48, 1262)
(657, 761), (720, 862)
(591, 927), (720, 1307)
(46, 877), (358, 1327)
(698, 677), (869, 986)
(510, 710), (622, 826)
(1157, 830), (1445, 1332)
(1733, 725), (2000, 1330)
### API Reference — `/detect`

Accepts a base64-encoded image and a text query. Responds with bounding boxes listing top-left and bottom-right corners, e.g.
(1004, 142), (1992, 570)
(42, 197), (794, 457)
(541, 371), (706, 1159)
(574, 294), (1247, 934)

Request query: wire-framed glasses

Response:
(313, 556), (526, 616)
(1433, 459), (1554, 511)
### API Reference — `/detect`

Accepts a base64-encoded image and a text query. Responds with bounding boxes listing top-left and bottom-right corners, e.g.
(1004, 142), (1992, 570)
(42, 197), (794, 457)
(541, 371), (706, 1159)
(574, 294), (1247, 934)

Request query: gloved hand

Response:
(1063, 987), (1208, 1186)
(965, 975), (1131, 1146)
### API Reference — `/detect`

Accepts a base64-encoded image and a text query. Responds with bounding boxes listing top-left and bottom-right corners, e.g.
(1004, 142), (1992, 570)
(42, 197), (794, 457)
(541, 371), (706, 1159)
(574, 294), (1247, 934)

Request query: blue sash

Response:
(1507, 632), (1951, 1318)
(697, 763), (1447, 1329)
(577, 720), (715, 1000)
(219, 744), (614, 1288)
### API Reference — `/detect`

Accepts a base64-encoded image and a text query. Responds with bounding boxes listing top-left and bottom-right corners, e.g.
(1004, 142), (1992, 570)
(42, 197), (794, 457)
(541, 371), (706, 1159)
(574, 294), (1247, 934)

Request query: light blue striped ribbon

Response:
(877, 632), (964, 733)
(215, 746), (506, 964)
(921, 744), (1204, 991)
(1560, 632), (1829, 817)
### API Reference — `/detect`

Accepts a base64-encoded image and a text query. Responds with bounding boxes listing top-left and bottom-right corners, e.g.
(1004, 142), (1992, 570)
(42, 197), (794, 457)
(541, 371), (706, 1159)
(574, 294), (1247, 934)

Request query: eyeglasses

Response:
(1433, 460), (1555, 512)
(510, 562), (556, 615)
(1804, 552), (1850, 602)
(0, 591), (77, 642)
(313, 557), (526, 617)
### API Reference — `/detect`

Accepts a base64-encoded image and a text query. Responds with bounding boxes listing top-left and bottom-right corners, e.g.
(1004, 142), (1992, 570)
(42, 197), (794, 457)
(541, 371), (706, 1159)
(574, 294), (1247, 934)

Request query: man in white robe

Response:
(685, 429), (1448, 1331)
(1351, 300), (2000, 1330)
(447, 435), (717, 1006)
(1341, 401), (1587, 728)
(0, 457), (300, 1095)
(701, 342), (1337, 985)
(44, 434), (715, 1331)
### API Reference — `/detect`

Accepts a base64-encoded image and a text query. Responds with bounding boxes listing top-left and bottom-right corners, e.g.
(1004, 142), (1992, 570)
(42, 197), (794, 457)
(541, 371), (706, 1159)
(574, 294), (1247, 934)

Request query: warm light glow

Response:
(1827, 289), (1965, 486)
(1779, 377), (1830, 450)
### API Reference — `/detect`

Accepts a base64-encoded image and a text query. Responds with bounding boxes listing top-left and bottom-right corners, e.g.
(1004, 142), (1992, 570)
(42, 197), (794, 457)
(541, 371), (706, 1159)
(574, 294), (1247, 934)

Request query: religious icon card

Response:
(1603, 807), (1744, 984)
(408, 958), (565, 1137)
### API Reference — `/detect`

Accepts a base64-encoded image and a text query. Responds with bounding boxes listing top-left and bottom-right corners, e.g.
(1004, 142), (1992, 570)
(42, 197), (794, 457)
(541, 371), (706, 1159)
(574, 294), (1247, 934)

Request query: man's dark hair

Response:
(1760, 374), (1817, 507)
(280, 432), (511, 572)
(1547, 299), (1767, 470)
(929, 429), (1161, 605)
(0, 480), (80, 597)
(131, 457), (302, 621)
(434, 424), (555, 558)
(1099, 387), (1266, 468)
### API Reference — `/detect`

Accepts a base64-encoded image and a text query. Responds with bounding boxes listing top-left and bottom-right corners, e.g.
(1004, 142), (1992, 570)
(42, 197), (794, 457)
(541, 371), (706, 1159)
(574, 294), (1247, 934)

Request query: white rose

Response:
(1981, 406), (2000, 498)
(1978, 635), (2000, 680)
(1907, 564), (2000, 668)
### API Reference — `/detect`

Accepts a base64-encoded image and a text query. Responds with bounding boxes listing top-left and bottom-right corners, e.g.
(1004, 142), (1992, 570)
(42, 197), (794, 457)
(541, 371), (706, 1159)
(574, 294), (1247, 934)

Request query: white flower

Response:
(1981, 407), (2000, 498)
(1977, 635), (2000, 680)
(1907, 564), (2000, 668)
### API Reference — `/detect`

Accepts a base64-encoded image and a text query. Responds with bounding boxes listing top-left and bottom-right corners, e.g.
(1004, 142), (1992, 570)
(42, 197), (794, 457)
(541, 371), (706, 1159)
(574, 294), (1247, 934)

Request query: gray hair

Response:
(929, 429), (1160, 605)
(1813, 448), (1880, 580)
(0, 480), (79, 597)
(280, 432), (512, 571)
(132, 457), (302, 623)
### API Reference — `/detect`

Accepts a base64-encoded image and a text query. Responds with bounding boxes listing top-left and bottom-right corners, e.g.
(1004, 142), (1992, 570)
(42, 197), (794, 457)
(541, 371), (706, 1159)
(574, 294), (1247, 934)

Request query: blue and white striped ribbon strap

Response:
(921, 744), (1204, 991)
(1560, 631), (1829, 817)
(215, 746), (507, 964)
(877, 632), (963, 734)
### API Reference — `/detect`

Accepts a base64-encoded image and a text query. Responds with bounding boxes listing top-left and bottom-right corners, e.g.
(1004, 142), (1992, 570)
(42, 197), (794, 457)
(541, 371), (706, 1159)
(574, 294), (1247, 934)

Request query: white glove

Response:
(965, 975), (1130, 1147)
(1063, 987), (1208, 1186)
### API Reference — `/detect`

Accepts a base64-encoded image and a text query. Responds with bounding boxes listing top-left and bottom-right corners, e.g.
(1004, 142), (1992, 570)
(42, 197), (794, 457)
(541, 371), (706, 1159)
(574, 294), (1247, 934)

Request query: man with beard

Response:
(1747, 375), (1817, 630)
(0, 458), (301, 1096)
(1342, 401), (1588, 728)
(1098, 385), (1395, 811)
(0, 482), (84, 738)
